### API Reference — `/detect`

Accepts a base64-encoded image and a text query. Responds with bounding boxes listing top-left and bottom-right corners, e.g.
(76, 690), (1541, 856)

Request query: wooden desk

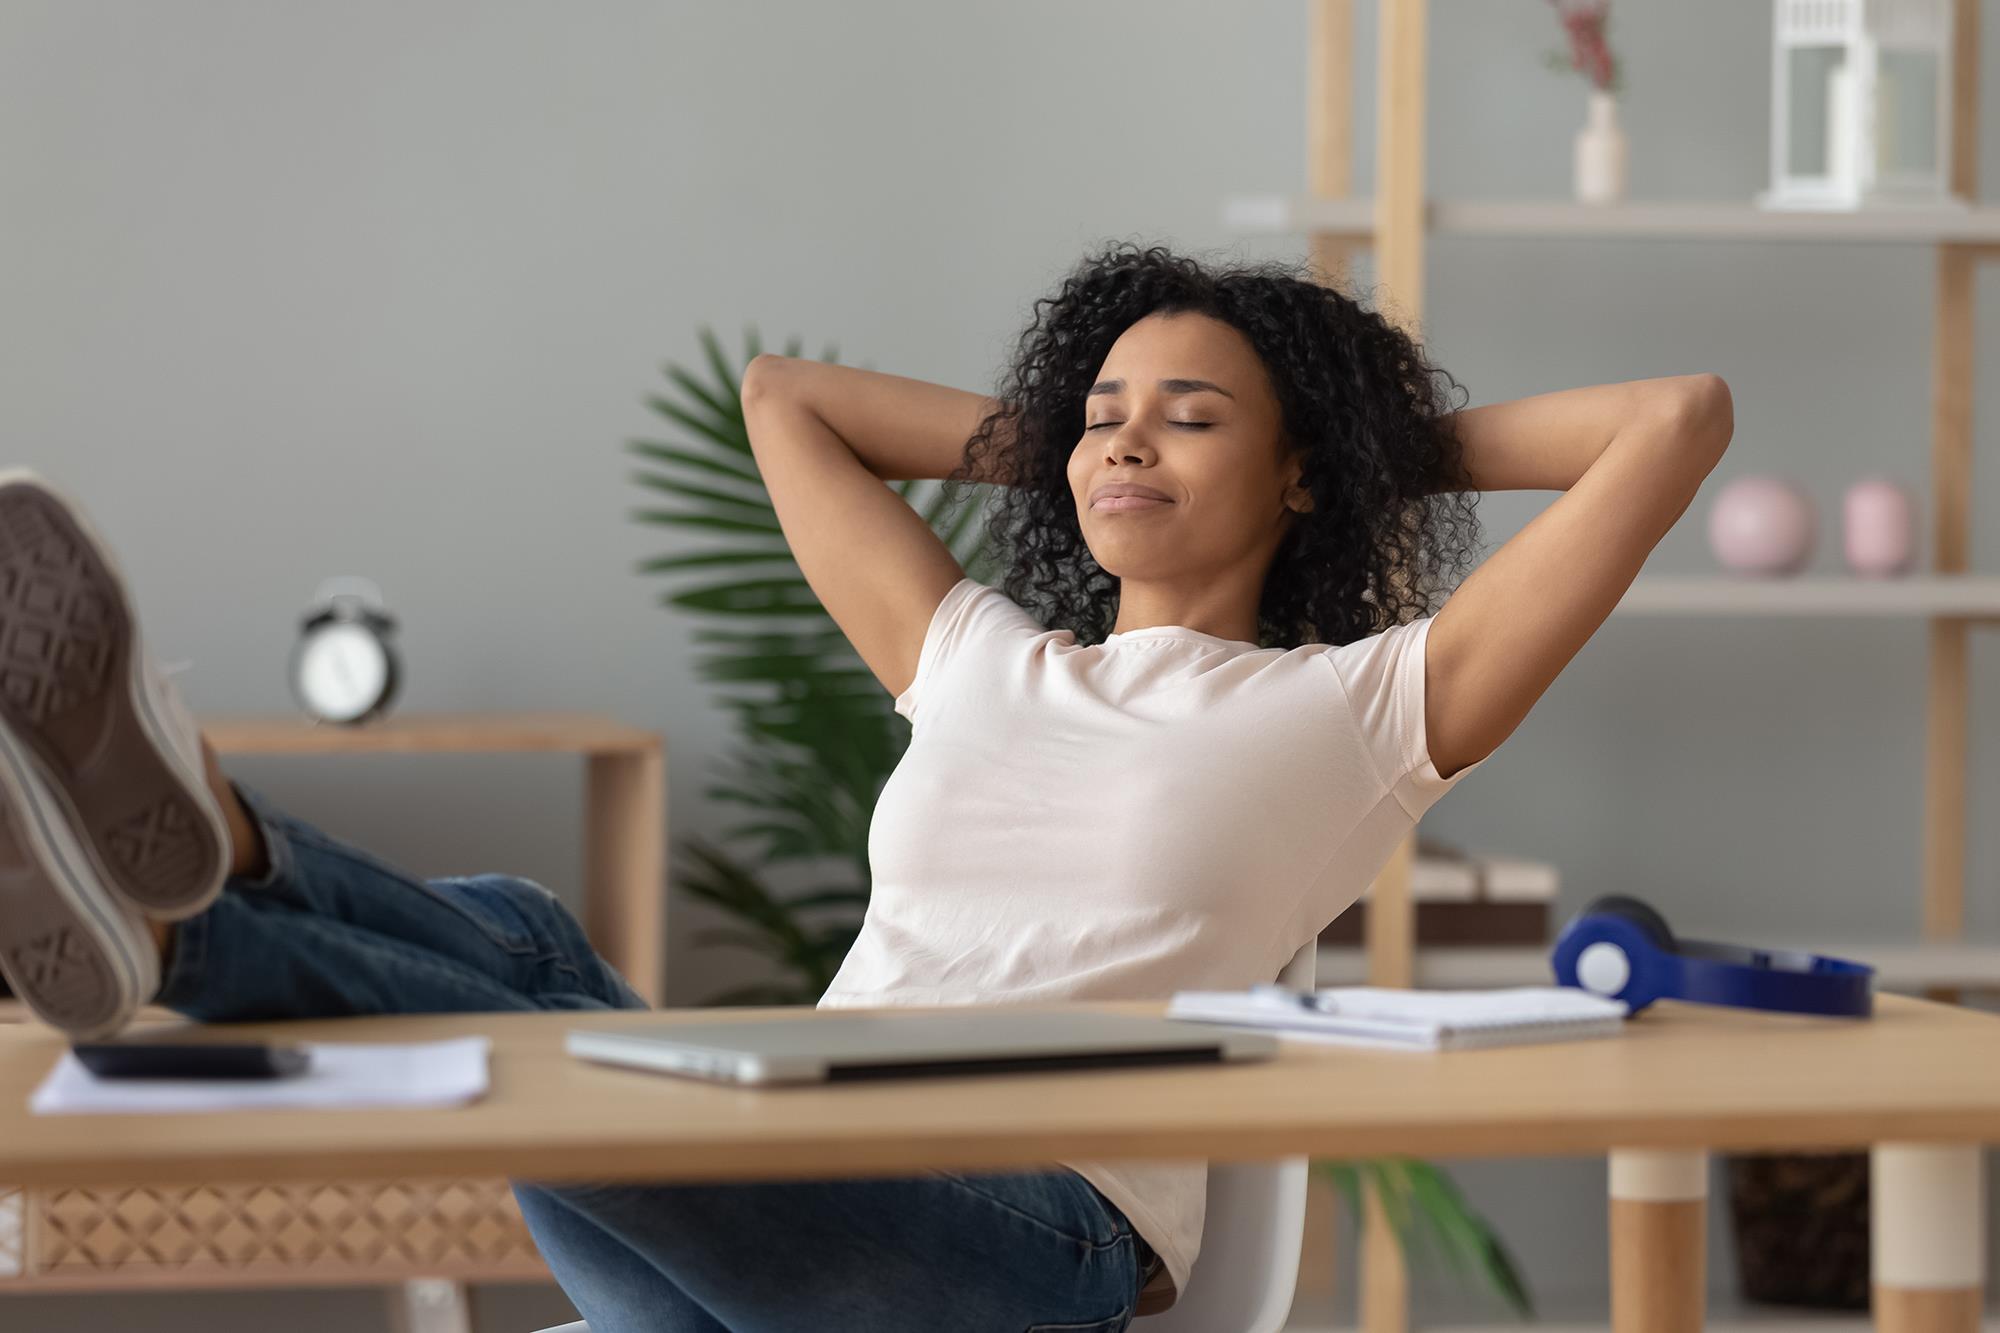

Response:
(3, 995), (1994, 1331)
(205, 712), (666, 1006)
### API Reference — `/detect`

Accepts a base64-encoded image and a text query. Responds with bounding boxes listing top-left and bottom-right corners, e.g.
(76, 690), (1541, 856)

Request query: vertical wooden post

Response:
(1921, 0), (1979, 989)
(1360, 7), (1429, 1333)
(1609, 1150), (1707, 1333)
(1873, 1144), (1984, 1332)
(1360, 1169), (1410, 1333)
(1372, 0), (1428, 329)
(1308, 0), (1358, 290)
(585, 743), (667, 1006)
(1301, 7), (1360, 1316)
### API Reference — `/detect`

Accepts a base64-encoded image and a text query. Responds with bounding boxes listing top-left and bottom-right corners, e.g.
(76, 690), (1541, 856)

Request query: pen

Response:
(1251, 983), (1337, 1013)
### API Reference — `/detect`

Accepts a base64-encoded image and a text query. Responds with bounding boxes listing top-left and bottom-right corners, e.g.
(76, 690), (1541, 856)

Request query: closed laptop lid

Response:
(567, 1008), (1279, 1083)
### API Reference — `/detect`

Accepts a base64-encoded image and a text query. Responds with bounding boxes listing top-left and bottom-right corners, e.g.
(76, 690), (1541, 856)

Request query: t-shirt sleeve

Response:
(1320, 613), (1490, 818)
(892, 577), (1043, 722)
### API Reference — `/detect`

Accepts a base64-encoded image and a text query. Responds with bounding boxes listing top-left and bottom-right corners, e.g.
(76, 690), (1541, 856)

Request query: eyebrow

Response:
(1086, 378), (1235, 400)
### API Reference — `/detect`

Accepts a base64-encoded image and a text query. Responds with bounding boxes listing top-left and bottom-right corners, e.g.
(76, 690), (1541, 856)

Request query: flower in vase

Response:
(1544, 0), (1623, 95)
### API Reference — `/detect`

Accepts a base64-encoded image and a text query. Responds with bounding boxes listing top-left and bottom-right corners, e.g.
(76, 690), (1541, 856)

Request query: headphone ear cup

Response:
(1577, 894), (1677, 952)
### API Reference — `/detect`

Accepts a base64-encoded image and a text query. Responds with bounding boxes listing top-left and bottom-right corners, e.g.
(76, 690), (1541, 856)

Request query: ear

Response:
(1283, 450), (1313, 513)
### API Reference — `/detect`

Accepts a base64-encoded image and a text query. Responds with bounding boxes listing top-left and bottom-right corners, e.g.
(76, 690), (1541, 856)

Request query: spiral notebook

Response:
(1165, 985), (1629, 1051)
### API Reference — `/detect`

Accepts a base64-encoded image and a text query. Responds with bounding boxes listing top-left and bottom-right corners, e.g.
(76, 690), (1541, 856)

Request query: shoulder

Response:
(894, 579), (1056, 720)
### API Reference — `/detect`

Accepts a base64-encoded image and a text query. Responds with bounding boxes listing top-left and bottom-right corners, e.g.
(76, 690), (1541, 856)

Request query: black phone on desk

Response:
(71, 1041), (312, 1079)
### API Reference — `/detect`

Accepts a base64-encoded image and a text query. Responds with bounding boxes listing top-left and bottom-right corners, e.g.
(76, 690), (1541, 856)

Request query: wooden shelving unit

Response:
(1248, 3), (1995, 1329)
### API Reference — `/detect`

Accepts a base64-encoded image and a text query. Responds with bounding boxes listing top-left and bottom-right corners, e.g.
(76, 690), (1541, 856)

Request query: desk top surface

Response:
(2, 995), (1996, 1186)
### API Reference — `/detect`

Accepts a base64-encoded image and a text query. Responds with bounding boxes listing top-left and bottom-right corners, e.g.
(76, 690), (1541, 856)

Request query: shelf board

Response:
(1282, 1303), (2000, 1333)
(202, 712), (661, 756)
(1316, 939), (2000, 992)
(1224, 194), (2000, 244)
(1614, 575), (2000, 618)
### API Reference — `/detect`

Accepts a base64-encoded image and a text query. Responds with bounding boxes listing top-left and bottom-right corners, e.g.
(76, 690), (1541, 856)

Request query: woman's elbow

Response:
(1658, 373), (1733, 463)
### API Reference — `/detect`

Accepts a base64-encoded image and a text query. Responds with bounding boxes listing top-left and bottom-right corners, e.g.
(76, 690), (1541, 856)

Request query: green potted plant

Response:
(628, 327), (1533, 1316)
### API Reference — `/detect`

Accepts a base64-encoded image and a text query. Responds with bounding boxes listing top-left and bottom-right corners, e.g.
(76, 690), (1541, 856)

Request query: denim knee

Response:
(435, 874), (648, 1010)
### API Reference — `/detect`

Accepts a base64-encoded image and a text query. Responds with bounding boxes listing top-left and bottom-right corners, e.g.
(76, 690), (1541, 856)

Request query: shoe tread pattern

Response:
(0, 486), (223, 915)
(0, 795), (124, 1036)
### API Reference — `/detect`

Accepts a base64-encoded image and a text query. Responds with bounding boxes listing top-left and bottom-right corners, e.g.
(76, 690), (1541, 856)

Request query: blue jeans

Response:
(154, 783), (1160, 1332)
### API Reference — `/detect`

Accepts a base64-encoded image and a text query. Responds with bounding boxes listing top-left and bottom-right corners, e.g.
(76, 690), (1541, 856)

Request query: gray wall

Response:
(3, 1), (1998, 1327)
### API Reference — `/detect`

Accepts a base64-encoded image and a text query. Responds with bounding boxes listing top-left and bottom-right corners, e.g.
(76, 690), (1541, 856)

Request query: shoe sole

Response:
(0, 721), (155, 1038)
(0, 477), (228, 920)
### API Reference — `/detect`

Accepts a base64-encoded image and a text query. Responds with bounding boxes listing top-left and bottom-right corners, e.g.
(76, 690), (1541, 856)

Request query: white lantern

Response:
(1758, 0), (1964, 211)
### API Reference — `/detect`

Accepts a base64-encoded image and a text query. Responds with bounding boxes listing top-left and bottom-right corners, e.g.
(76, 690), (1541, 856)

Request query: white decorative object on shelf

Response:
(1842, 476), (1918, 576)
(1574, 90), (1628, 203)
(1759, 0), (1965, 212)
(1709, 476), (1817, 575)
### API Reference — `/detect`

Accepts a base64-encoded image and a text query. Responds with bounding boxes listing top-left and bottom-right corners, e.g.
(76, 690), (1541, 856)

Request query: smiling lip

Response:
(1090, 480), (1175, 509)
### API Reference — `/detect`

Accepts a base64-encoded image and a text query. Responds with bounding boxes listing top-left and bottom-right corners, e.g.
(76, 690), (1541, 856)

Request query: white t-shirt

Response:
(817, 577), (1490, 1310)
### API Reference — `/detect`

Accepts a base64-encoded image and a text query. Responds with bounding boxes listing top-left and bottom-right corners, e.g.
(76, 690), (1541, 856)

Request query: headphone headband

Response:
(1551, 896), (1874, 1018)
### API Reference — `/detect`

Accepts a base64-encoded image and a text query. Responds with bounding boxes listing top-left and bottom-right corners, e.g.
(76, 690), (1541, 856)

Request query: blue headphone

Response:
(1550, 895), (1875, 1018)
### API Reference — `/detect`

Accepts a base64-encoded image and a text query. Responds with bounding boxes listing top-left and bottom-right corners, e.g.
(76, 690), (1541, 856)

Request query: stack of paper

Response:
(28, 1037), (492, 1115)
(1166, 985), (1628, 1051)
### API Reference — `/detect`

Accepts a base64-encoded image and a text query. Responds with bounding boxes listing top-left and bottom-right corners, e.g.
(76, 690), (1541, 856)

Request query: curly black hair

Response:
(942, 240), (1484, 650)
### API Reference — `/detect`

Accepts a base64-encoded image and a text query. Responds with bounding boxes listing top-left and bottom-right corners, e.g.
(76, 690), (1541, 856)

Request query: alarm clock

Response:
(291, 577), (400, 725)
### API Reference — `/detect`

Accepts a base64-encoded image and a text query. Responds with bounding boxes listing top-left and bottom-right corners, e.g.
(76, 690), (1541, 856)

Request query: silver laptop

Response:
(565, 1008), (1280, 1086)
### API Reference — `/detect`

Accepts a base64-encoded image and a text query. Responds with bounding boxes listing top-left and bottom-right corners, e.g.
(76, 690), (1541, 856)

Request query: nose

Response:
(1100, 424), (1154, 466)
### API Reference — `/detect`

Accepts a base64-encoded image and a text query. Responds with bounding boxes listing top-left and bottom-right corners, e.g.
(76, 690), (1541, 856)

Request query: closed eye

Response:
(1085, 422), (1213, 431)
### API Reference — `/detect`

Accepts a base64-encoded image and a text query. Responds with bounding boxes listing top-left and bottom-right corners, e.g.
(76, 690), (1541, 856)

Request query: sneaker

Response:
(0, 718), (158, 1037)
(0, 471), (229, 921)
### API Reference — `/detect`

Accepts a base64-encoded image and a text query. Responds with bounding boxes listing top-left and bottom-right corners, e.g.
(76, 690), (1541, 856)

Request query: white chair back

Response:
(1135, 937), (1316, 1332)
(535, 940), (1319, 1333)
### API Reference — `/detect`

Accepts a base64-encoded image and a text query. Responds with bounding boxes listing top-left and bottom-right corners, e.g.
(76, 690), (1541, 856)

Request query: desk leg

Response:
(1609, 1149), (1706, 1333)
(1872, 1143), (1983, 1333)
(585, 748), (666, 1007)
(388, 1278), (472, 1333)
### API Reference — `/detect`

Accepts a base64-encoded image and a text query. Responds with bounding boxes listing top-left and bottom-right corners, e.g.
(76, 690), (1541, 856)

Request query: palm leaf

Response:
(1312, 1160), (1535, 1317)
(637, 549), (795, 573)
(626, 439), (767, 488)
(630, 474), (782, 517)
(643, 392), (751, 456)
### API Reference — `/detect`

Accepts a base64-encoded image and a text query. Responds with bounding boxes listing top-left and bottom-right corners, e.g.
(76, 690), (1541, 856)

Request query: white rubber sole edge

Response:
(0, 716), (156, 1038)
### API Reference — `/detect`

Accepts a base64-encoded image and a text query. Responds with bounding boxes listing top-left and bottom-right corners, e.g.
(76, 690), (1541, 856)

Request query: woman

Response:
(0, 240), (1730, 1331)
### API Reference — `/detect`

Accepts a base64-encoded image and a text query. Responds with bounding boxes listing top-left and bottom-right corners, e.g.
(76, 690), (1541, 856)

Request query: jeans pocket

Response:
(1023, 1315), (1129, 1333)
(418, 874), (549, 956)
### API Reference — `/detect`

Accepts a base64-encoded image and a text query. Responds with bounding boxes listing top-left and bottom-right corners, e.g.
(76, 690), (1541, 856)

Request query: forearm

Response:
(1440, 373), (1727, 493)
(743, 355), (1014, 485)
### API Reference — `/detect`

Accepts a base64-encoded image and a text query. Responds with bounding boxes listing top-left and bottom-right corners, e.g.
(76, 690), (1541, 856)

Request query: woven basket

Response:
(1725, 1150), (1869, 1309)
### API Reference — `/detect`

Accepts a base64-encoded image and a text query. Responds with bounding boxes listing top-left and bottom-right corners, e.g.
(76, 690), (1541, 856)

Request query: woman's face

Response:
(1067, 311), (1306, 584)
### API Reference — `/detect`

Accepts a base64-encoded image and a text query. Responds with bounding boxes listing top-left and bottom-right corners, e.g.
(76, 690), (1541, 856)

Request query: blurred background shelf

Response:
(1316, 939), (2000, 993)
(1224, 194), (2000, 244)
(1616, 575), (2000, 617)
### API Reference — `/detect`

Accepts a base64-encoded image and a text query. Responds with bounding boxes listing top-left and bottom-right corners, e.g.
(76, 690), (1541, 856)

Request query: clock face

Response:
(295, 622), (390, 723)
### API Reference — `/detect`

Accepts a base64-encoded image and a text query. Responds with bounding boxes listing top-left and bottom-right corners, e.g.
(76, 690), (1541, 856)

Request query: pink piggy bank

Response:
(1842, 477), (1916, 577)
(1708, 476), (1816, 575)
